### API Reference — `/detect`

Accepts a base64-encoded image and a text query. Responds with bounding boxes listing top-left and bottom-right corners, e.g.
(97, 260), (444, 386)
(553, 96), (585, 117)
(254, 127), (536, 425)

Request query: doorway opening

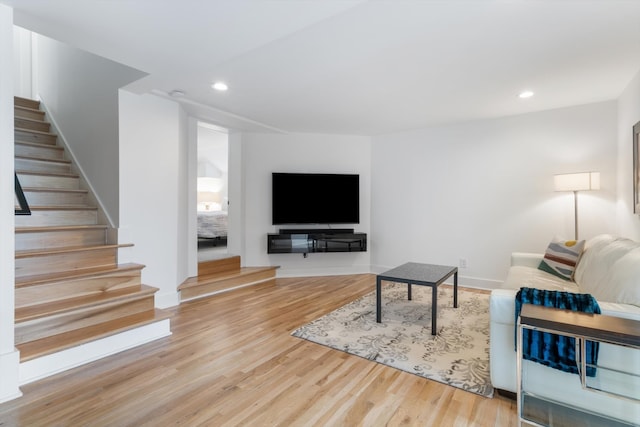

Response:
(196, 122), (229, 261)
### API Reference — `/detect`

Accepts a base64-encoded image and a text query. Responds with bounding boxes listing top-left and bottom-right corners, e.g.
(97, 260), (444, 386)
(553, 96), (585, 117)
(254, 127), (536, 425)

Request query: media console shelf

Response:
(267, 229), (367, 255)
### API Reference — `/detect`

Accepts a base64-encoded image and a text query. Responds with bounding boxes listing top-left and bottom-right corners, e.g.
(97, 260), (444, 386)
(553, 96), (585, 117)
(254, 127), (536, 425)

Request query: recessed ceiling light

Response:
(212, 82), (228, 91)
(519, 90), (534, 99)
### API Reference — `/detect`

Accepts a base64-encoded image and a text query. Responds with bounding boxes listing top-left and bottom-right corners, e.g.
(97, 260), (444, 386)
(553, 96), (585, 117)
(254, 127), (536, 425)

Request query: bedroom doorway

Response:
(196, 122), (229, 261)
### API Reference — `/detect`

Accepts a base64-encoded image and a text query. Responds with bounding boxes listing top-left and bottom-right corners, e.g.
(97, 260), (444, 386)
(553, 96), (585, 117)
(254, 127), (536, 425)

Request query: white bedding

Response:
(197, 210), (228, 238)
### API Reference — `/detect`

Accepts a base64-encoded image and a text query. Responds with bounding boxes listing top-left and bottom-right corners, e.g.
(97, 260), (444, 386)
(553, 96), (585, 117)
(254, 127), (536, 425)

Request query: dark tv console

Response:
(267, 229), (367, 255)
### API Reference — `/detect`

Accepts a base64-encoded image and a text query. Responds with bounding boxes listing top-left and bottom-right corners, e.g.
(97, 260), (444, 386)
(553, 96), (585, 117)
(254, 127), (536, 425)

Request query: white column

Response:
(0, 3), (22, 403)
(187, 117), (198, 278)
(227, 132), (244, 262)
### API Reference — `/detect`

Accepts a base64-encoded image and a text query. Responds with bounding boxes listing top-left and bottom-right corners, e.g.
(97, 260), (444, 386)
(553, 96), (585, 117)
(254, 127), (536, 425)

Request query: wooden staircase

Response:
(179, 256), (279, 302)
(14, 96), (170, 363)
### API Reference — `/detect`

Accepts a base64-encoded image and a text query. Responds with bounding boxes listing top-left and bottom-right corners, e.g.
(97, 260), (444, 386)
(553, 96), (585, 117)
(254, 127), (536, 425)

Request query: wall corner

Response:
(0, 349), (22, 403)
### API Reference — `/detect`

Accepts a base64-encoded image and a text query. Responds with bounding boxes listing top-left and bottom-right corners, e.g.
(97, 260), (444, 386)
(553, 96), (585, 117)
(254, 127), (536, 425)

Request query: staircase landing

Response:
(179, 256), (279, 302)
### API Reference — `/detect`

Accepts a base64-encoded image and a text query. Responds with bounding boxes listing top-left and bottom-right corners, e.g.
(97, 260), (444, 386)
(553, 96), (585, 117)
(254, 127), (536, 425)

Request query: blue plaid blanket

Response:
(515, 287), (601, 376)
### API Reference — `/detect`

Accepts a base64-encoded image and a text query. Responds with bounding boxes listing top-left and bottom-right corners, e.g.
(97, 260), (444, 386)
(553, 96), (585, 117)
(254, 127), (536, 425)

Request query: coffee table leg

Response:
(432, 285), (437, 335)
(454, 271), (458, 308)
(376, 276), (382, 323)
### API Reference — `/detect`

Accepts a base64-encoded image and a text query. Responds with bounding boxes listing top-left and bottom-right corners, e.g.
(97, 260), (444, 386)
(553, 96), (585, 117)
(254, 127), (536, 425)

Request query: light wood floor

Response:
(0, 274), (517, 426)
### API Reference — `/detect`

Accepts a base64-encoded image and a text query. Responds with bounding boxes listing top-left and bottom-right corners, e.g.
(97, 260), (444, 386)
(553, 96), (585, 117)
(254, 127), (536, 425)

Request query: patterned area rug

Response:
(291, 283), (494, 397)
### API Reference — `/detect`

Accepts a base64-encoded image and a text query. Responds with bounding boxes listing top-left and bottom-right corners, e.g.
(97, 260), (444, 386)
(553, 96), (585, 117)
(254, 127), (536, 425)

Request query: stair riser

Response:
(15, 143), (65, 161)
(15, 117), (50, 133)
(14, 107), (45, 121)
(15, 248), (117, 278)
(22, 190), (88, 207)
(198, 256), (241, 276)
(14, 97), (40, 110)
(17, 173), (79, 189)
(15, 158), (71, 174)
(15, 129), (57, 145)
(16, 270), (143, 309)
(181, 270), (276, 300)
(15, 210), (97, 227)
(16, 228), (106, 251)
(15, 297), (156, 345)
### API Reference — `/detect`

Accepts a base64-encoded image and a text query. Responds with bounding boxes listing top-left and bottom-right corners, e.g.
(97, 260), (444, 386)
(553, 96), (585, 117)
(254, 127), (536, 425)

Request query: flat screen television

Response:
(272, 172), (359, 225)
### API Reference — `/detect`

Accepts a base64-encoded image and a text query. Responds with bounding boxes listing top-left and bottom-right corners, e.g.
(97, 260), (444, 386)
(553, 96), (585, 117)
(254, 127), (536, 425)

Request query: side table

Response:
(517, 304), (640, 427)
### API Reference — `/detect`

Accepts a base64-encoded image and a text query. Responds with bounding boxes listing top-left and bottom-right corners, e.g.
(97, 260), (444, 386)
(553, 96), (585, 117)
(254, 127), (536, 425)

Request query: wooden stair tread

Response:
(15, 104), (44, 114)
(16, 243), (134, 259)
(24, 205), (98, 211)
(17, 308), (171, 362)
(15, 116), (47, 124)
(16, 224), (107, 233)
(24, 205), (97, 211)
(22, 187), (89, 194)
(14, 96), (40, 106)
(179, 266), (279, 290)
(15, 140), (63, 150)
(16, 169), (78, 178)
(14, 127), (57, 137)
(15, 263), (145, 287)
(15, 284), (159, 322)
(15, 154), (71, 164)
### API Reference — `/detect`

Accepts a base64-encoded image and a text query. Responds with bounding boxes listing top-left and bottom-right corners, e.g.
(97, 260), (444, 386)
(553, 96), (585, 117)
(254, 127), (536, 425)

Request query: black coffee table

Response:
(376, 262), (458, 335)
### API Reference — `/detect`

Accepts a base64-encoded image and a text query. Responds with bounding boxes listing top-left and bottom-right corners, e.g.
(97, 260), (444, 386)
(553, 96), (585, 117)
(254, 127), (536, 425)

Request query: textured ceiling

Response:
(5, 0), (640, 135)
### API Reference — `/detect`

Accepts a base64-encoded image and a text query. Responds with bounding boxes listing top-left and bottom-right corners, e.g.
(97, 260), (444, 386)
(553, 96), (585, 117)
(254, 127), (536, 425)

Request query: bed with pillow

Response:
(197, 210), (228, 243)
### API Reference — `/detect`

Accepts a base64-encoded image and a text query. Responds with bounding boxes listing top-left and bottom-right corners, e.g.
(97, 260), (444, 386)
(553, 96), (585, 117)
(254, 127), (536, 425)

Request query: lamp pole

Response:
(573, 190), (579, 240)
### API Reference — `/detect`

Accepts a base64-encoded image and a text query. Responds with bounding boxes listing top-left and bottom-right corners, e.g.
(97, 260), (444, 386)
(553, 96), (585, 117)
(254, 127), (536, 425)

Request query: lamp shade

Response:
(197, 191), (221, 204)
(554, 172), (600, 192)
(197, 177), (223, 193)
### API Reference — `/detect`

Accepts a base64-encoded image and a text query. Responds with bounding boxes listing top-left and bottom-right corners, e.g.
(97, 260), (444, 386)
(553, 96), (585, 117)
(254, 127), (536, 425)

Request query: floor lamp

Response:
(554, 172), (600, 240)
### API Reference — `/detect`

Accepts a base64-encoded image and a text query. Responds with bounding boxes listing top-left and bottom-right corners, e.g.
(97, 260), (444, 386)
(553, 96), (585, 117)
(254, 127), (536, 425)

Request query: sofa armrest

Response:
(511, 252), (543, 268)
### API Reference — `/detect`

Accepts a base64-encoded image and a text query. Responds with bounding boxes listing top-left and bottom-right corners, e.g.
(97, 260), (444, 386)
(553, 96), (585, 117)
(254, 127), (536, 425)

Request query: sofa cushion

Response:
(492, 265), (581, 325)
(503, 266), (579, 292)
(537, 237), (585, 280)
(593, 247), (640, 306)
(575, 235), (639, 296)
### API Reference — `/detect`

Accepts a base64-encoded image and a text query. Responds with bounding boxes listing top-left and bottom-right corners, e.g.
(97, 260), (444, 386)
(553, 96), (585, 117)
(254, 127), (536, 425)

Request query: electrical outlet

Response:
(459, 258), (468, 269)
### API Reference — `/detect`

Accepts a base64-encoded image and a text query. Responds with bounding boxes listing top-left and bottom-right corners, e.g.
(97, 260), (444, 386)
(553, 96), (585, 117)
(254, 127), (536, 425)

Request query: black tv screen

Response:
(272, 173), (360, 225)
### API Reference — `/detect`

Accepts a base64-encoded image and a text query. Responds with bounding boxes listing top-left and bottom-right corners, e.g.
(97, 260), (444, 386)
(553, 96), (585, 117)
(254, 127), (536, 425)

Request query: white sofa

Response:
(489, 234), (640, 423)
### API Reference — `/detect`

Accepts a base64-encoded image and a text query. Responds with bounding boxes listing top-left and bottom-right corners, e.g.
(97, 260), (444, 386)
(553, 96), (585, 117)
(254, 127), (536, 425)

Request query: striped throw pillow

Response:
(538, 237), (586, 281)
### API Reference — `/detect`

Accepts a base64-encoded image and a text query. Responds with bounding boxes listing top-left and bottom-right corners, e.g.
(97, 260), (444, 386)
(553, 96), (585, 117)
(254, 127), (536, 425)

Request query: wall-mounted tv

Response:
(272, 172), (359, 225)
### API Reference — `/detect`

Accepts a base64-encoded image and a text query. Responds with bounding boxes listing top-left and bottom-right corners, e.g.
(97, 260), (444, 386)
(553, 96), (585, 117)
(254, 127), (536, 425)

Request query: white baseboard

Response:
(155, 291), (180, 308)
(0, 349), (22, 403)
(457, 275), (503, 290)
(275, 266), (372, 278)
(19, 319), (171, 385)
(276, 266), (502, 291)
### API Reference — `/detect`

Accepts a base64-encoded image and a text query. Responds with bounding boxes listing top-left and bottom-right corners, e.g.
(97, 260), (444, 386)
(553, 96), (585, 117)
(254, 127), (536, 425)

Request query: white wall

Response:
(616, 69), (640, 241)
(227, 132), (244, 259)
(0, 4), (21, 403)
(12, 26), (32, 98)
(119, 91), (189, 308)
(240, 132), (372, 276)
(187, 118), (199, 278)
(34, 34), (146, 225)
(176, 106), (189, 286)
(371, 101), (618, 288)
